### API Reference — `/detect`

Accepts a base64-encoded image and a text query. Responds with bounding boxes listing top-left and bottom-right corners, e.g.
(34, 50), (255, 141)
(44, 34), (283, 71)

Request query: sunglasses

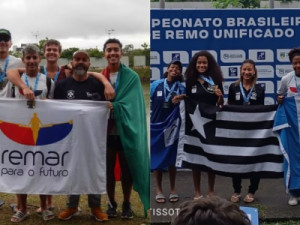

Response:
(0, 37), (10, 42)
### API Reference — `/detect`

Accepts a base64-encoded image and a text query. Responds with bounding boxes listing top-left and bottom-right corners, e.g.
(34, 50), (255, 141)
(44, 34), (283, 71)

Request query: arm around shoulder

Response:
(88, 71), (115, 100)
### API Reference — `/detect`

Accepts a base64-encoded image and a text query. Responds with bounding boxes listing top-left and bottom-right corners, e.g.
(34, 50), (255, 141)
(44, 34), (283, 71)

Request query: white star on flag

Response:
(189, 104), (212, 139)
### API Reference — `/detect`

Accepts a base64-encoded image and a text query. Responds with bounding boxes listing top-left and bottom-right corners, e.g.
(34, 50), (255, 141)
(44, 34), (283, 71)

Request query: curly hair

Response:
(172, 196), (251, 225)
(288, 47), (300, 63)
(185, 50), (223, 89)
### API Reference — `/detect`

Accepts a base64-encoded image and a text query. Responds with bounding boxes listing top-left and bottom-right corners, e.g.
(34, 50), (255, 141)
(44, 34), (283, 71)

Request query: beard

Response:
(73, 64), (88, 76)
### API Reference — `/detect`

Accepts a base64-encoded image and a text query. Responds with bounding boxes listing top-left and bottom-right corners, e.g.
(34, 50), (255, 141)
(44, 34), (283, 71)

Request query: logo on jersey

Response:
(67, 90), (75, 99)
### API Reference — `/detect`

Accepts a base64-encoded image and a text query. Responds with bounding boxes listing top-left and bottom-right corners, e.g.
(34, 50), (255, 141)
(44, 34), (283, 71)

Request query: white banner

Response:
(0, 99), (109, 195)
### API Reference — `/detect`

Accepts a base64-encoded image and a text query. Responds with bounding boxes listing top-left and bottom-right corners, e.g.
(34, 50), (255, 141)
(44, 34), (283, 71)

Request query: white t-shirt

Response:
(110, 72), (118, 88)
(277, 71), (300, 97)
(0, 55), (23, 70)
(109, 72), (119, 135)
(13, 73), (55, 99)
(0, 55), (24, 98)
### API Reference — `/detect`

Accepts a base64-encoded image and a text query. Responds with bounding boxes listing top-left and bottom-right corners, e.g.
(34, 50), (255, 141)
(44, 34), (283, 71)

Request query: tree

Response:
(37, 38), (49, 54)
(86, 48), (103, 58)
(9, 51), (22, 58)
(141, 43), (150, 66)
(141, 42), (149, 51)
(212, 0), (260, 8)
(123, 44), (134, 55)
(60, 47), (79, 60)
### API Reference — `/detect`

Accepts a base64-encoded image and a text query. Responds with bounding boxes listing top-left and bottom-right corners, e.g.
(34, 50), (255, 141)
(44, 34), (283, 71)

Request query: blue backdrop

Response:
(150, 9), (300, 104)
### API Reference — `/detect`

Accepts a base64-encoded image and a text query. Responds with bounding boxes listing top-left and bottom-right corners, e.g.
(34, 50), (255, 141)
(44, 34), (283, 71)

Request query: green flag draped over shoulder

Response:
(103, 64), (150, 215)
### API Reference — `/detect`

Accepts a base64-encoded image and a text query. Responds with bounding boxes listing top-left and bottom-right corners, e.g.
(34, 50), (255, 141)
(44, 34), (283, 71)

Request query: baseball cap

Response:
(0, 29), (11, 40)
(168, 60), (182, 72)
(72, 50), (90, 59)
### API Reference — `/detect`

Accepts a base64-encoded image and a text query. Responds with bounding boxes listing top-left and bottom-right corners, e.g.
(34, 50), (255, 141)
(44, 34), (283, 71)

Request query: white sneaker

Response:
(288, 196), (298, 206)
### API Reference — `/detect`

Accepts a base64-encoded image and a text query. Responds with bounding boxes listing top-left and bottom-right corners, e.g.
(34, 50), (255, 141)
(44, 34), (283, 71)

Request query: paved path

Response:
(150, 171), (300, 224)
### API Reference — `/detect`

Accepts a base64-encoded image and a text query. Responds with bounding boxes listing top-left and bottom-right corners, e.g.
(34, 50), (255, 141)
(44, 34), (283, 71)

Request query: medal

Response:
(207, 84), (218, 92)
(0, 78), (8, 90)
(199, 75), (217, 93)
(0, 56), (9, 82)
(27, 99), (36, 108)
(163, 79), (179, 108)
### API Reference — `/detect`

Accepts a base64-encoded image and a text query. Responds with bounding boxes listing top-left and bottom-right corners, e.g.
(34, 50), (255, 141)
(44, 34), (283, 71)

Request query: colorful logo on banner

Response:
(0, 112), (73, 146)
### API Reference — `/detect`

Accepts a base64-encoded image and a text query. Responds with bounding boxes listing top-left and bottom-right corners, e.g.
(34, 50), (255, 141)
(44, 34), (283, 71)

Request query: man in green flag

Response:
(102, 38), (149, 218)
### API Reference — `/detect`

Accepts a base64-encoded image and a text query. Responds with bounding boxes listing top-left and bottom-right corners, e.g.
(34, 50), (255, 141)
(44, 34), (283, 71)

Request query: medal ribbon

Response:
(293, 72), (300, 96)
(163, 78), (179, 102)
(199, 75), (215, 86)
(24, 73), (41, 91)
(239, 82), (254, 104)
(0, 56), (10, 82)
(43, 65), (60, 83)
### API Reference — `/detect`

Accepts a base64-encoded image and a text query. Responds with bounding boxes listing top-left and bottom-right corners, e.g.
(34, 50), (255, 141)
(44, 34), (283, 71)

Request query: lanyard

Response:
(163, 78), (179, 102)
(0, 56), (10, 82)
(239, 82), (254, 104)
(43, 65), (60, 83)
(293, 72), (300, 95)
(199, 75), (215, 86)
(24, 73), (41, 91)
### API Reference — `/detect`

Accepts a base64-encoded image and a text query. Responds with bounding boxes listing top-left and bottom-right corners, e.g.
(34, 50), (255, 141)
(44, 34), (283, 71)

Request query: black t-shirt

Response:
(54, 76), (105, 101)
(186, 80), (223, 106)
(227, 83), (265, 105)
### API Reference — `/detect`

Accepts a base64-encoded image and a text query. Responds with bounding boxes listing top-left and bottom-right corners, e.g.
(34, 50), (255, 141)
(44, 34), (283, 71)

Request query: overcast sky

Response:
(0, 0), (150, 51)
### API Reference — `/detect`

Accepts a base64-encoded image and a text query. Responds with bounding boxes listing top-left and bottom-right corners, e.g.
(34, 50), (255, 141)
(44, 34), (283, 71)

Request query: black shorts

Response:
(107, 135), (123, 151)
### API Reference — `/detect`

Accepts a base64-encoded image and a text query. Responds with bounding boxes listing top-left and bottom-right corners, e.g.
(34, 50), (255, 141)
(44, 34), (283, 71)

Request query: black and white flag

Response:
(176, 98), (283, 178)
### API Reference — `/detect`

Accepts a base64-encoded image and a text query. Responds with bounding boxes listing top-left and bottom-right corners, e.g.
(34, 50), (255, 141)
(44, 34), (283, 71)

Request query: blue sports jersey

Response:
(150, 79), (185, 123)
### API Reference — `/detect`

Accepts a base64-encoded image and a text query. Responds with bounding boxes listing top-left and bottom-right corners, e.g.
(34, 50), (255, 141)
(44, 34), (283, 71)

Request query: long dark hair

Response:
(185, 50), (223, 89)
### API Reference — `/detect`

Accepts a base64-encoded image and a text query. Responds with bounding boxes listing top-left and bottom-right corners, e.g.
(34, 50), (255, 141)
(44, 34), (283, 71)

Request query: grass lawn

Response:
(142, 82), (150, 114)
(0, 182), (150, 224)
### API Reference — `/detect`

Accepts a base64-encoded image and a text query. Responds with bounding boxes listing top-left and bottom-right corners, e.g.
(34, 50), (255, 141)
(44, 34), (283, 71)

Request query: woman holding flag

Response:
(276, 47), (300, 206)
(228, 59), (265, 203)
(150, 60), (185, 203)
(185, 50), (224, 200)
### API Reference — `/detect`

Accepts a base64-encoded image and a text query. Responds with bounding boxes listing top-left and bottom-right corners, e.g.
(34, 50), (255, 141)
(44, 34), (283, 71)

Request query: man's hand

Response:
(104, 82), (115, 100)
(22, 86), (35, 100)
(107, 102), (113, 110)
(277, 95), (285, 104)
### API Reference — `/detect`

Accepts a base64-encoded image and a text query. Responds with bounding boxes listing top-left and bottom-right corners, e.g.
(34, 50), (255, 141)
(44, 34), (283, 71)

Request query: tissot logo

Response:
(0, 112), (73, 146)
